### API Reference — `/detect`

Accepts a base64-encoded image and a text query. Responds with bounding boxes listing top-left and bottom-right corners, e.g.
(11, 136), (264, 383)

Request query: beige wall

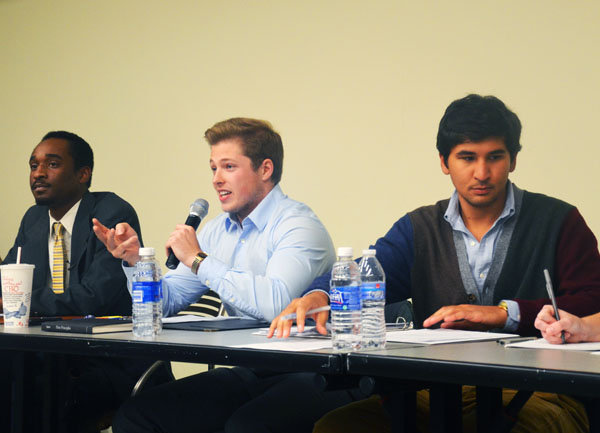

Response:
(2, 0), (599, 265)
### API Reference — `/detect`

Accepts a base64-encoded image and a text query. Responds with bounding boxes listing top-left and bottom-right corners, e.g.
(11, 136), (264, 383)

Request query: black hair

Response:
(41, 131), (94, 187)
(437, 94), (522, 165)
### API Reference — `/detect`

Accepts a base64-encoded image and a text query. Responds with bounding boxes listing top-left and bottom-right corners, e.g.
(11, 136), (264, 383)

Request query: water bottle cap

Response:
(139, 247), (155, 256)
(337, 247), (353, 257)
(362, 249), (376, 256)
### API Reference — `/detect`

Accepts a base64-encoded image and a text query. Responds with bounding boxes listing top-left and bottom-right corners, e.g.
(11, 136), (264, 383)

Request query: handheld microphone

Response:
(165, 198), (210, 269)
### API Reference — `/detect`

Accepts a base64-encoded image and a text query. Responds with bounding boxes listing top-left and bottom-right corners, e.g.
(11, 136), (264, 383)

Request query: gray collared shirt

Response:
(444, 182), (520, 331)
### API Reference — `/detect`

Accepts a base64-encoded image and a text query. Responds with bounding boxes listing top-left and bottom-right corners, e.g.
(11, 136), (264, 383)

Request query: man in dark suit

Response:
(3, 132), (140, 316)
(1, 131), (161, 433)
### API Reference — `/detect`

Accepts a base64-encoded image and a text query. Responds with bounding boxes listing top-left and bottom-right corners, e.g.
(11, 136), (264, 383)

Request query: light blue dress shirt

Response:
(443, 182), (520, 330)
(124, 185), (335, 322)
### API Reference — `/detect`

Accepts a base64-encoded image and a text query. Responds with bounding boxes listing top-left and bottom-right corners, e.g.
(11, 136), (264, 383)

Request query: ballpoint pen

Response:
(543, 268), (566, 344)
(280, 306), (331, 321)
(497, 336), (537, 345)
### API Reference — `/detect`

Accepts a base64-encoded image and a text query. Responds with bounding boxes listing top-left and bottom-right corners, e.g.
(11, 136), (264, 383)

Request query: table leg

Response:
(429, 384), (462, 433)
(39, 353), (70, 433)
(10, 352), (25, 433)
(476, 386), (502, 431)
(383, 391), (417, 433)
(56, 354), (69, 433)
(584, 398), (600, 433)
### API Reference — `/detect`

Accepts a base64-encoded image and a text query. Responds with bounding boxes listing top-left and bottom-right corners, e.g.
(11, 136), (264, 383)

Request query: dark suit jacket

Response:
(2, 191), (142, 316)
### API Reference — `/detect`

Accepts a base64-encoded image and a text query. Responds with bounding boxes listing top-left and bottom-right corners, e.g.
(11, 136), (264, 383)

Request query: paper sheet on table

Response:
(231, 338), (333, 352)
(254, 323), (410, 339)
(386, 328), (517, 345)
(253, 325), (330, 339)
(163, 315), (241, 323)
(505, 338), (600, 351)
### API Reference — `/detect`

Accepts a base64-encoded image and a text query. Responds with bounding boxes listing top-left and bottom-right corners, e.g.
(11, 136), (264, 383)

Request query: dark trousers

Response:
(2, 351), (170, 433)
(113, 367), (361, 433)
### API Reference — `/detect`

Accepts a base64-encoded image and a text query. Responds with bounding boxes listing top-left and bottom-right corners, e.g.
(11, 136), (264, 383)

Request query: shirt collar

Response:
(224, 184), (285, 232)
(444, 181), (516, 231)
(49, 199), (82, 236)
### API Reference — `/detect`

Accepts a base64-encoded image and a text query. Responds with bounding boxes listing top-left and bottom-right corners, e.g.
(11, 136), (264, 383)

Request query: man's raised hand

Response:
(93, 218), (141, 266)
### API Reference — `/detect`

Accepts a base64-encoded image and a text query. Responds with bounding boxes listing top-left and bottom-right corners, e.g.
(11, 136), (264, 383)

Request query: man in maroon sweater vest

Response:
(270, 94), (600, 433)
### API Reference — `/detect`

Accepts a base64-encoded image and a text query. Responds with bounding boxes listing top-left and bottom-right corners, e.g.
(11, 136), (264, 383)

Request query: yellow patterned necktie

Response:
(52, 222), (66, 294)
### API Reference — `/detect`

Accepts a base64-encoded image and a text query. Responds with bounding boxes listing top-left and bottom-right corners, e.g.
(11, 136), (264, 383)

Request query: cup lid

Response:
(0, 263), (35, 269)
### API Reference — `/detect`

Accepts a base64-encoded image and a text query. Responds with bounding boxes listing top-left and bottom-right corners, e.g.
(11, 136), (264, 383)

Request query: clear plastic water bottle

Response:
(330, 247), (362, 352)
(132, 247), (163, 337)
(359, 249), (386, 349)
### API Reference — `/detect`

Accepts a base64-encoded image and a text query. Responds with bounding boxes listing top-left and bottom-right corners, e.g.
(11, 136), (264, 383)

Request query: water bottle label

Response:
(132, 281), (162, 303)
(361, 282), (386, 301)
(330, 285), (361, 311)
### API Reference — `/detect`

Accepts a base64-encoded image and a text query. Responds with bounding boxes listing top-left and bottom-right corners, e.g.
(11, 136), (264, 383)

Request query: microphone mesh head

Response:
(189, 199), (209, 218)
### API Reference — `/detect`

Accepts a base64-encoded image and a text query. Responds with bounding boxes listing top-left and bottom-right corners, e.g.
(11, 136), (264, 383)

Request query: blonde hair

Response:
(205, 118), (284, 184)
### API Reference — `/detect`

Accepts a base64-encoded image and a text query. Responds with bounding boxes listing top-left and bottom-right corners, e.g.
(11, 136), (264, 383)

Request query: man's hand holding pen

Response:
(535, 305), (586, 344)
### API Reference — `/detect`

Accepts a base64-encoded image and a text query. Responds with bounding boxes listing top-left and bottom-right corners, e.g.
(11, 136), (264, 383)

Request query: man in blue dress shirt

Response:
(94, 118), (340, 432)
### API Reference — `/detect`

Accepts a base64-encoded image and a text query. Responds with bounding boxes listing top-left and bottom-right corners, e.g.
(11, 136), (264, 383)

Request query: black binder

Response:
(163, 318), (268, 332)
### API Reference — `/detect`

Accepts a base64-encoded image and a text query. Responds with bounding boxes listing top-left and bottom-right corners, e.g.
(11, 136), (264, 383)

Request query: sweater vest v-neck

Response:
(408, 188), (573, 328)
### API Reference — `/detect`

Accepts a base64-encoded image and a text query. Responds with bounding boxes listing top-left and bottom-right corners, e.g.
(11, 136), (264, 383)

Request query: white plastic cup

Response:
(1, 264), (35, 328)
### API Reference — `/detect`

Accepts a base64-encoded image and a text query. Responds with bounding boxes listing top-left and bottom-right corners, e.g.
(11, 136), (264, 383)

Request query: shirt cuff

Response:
(196, 255), (227, 294)
(122, 261), (136, 295)
(303, 289), (330, 300)
(502, 299), (520, 332)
